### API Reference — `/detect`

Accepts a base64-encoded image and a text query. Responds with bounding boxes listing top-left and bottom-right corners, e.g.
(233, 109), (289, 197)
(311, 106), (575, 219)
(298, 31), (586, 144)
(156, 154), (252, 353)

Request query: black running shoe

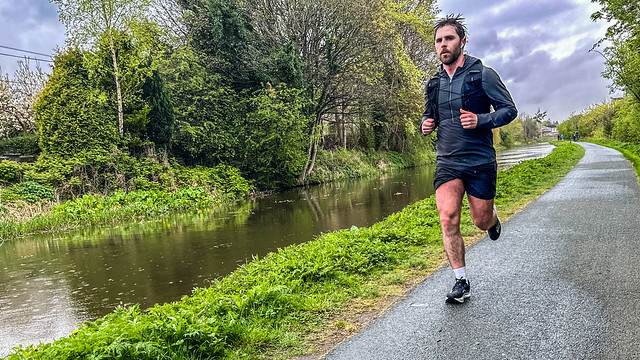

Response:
(487, 217), (501, 240)
(445, 278), (470, 304)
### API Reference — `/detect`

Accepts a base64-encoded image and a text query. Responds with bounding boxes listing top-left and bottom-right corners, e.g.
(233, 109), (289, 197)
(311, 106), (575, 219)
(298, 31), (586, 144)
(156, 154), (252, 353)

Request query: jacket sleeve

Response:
(476, 66), (518, 129)
(421, 81), (438, 130)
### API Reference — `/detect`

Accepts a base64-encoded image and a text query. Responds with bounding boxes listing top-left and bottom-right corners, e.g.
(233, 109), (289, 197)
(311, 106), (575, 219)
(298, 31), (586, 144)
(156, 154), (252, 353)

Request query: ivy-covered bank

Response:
(4, 142), (583, 359)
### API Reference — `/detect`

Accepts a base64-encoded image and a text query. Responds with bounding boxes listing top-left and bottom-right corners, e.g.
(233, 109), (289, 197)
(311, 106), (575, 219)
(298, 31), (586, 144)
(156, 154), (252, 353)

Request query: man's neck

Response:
(443, 54), (465, 76)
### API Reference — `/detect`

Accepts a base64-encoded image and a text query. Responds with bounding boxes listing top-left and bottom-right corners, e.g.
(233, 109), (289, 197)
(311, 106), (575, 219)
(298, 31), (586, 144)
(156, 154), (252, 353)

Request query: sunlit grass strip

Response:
(587, 139), (640, 181)
(4, 143), (584, 360)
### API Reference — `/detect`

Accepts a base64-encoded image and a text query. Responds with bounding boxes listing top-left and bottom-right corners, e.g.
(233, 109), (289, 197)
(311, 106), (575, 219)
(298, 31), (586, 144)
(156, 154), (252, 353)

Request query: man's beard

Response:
(440, 44), (462, 65)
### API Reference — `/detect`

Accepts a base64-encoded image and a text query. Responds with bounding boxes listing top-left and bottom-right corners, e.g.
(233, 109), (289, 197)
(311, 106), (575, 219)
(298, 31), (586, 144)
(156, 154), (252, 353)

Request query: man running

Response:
(422, 15), (517, 303)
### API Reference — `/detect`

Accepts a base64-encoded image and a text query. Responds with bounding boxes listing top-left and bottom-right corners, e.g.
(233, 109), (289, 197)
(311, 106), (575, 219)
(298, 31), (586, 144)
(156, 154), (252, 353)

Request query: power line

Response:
(0, 45), (52, 58)
(0, 52), (53, 63)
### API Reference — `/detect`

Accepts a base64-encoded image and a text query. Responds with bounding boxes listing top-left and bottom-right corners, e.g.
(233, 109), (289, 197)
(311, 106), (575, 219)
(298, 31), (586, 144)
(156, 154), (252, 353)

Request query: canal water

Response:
(0, 143), (554, 356)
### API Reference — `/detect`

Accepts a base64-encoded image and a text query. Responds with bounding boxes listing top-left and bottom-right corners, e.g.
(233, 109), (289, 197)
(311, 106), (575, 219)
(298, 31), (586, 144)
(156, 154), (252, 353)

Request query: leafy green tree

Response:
(238, 85), (310, 188)
(577, 101), (615, 138)
(160, 47), (242, 165)
(34, 48), (118, 159)
(181, 0), (267, 89)
(591, 0), (640, 102)
(612, 95), (640, 143)
(89, 30), (153, 148)
(558, 113), (581, 139)
(52, 0), (152, 135)
(519, 114), (540, 141)
(143, 70), (175, 161)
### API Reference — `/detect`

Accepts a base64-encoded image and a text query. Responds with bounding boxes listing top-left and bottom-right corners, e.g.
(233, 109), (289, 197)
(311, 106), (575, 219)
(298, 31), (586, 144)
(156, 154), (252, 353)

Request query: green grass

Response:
(3, 142), (584, 360)
(0, 187), (228, 240)
(587, 139), (640, 181)
(307, 147), (435, 184)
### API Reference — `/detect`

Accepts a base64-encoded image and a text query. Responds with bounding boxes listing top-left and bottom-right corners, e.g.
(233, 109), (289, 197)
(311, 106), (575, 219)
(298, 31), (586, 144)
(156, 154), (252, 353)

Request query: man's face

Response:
(435, 25), (464, 65)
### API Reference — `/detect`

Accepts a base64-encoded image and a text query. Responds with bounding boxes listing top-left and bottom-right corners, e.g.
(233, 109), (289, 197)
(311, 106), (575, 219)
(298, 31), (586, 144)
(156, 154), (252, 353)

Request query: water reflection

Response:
(497, 142), (555, 169)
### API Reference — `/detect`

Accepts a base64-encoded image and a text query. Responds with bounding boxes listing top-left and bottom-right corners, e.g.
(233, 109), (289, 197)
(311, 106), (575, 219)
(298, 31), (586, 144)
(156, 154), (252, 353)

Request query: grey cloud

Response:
(0, 0), (64, 74)
(496, 42), (611, 121)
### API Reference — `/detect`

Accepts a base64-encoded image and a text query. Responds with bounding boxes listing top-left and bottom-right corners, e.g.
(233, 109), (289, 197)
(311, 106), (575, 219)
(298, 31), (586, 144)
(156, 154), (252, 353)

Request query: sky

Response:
(0, 0), (621, 122)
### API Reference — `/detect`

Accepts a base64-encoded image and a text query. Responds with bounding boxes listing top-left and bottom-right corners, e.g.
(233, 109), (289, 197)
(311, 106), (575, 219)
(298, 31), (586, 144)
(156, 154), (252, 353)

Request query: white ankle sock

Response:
(453, 267), (467, 280)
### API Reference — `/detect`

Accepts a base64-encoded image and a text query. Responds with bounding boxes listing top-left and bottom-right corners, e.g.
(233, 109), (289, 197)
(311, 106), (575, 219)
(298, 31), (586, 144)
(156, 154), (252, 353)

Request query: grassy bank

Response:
(307, 146), (435, 184)
(0, 163), (252, 240)
(4, 143), (583, 359)
(587, 139), (640, 180)
(0, 147), (433, 241)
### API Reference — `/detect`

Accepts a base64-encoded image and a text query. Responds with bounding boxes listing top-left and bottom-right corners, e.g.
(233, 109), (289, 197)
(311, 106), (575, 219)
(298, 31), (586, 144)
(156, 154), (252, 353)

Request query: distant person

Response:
(561, 134), (564, 141)
(421, 14), (517, 303)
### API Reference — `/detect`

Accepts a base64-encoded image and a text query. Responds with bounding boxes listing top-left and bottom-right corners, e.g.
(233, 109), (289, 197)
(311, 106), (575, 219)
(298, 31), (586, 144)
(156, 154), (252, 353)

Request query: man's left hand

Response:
(460, 109), (478, 129)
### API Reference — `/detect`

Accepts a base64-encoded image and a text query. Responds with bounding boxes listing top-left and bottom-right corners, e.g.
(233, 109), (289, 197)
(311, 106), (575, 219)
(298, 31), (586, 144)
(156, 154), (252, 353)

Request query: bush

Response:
(1, 181), (55, 203)
(0, 133), (40, 155)
(0, 161), (23, 183)
(34, 48), (119, 159)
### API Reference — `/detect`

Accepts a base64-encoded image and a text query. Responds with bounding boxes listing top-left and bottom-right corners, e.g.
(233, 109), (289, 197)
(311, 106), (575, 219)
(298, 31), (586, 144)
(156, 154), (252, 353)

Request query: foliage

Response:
(52, 0), (153, 134)
(0, 162), (251, 239)
(591, 0), (640, 102)
(34, 48), (120, 159)
(3, 142), (583, 359)
(308, 142), (434, 184)
(161, 46), (242, 166)
(557, 113), (581, 139)
(557, 95), (640, 144)
(0, 133), (40, 156)
(0, 60), (48, 136)
(0, 161), (23, 184)
(577, 101), (615, 139)
(143, 70), (175, 155)
(611, 96), (640, 143)
(238, 85), (311, 188)
(1, 181), (55, 203)
(496, 112), (541, 147)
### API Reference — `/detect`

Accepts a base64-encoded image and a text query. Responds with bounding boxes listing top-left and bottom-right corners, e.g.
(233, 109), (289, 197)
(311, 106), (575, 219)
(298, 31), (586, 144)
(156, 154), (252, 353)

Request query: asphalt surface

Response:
(326, 143), (640, 360)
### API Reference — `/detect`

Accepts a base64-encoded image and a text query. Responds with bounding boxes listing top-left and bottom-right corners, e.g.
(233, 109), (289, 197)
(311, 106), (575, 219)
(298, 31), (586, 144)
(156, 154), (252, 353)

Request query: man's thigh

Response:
(467, 193), (494, 218)
(467, 194), (495, 225)
(436, 179), (465, 217)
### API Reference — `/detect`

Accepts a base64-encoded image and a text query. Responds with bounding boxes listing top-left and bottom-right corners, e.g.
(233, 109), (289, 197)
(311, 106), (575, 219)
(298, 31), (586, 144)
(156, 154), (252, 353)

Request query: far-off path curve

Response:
(325, 142), (640, 359)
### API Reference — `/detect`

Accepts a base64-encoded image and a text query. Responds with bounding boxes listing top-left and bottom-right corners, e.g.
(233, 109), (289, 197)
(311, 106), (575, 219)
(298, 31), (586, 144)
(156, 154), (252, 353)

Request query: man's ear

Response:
(462, 37), (467, 48)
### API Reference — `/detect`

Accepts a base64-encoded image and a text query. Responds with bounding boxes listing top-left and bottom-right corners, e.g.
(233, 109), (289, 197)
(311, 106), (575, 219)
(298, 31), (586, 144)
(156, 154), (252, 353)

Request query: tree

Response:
(0, 61), (48, 137)
(143, 69), (175, 162)
(181, 0), (267, 90)
(34, 48), (118, 159)
(238, 85), (310, 188)
(161, 46), (242, 166)
(245, 0), (436, 183)
(591, 0), (640, 102)
(519, 114), (540, 141)
(52, 0), (151, 135)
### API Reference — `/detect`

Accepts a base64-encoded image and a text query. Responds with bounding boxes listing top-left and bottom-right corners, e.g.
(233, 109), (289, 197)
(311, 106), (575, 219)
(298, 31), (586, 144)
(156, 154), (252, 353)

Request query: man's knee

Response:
(472, 212), (494, 230)
(440, 210), (461, 235)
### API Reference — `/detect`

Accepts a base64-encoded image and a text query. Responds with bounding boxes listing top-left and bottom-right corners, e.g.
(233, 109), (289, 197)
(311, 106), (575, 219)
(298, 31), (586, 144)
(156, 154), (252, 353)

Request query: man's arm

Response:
(421, 81), (438, 135)
(475, 66), (518, 129)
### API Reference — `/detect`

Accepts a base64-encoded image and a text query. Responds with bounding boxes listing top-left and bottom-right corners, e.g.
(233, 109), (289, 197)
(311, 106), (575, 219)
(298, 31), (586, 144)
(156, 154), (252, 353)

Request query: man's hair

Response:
(434, 14), (467, 41)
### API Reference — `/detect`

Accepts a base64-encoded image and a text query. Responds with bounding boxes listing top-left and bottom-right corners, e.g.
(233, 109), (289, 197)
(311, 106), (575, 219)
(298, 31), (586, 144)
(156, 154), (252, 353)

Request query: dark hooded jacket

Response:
(422, 55), (517, 168)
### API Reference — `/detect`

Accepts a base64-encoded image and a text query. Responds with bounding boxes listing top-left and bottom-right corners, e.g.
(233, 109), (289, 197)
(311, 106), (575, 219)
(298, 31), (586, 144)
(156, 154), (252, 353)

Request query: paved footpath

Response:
(326, 143), (640, 359)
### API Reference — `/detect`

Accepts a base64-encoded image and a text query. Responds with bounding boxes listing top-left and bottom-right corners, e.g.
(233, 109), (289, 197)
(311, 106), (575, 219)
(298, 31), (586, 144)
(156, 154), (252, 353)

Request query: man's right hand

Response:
(422, 118), (435, 135)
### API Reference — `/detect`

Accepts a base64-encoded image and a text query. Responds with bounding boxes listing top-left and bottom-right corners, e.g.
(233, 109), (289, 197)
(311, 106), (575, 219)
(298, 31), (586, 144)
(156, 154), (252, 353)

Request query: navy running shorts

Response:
(433, 161), (497, 200)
